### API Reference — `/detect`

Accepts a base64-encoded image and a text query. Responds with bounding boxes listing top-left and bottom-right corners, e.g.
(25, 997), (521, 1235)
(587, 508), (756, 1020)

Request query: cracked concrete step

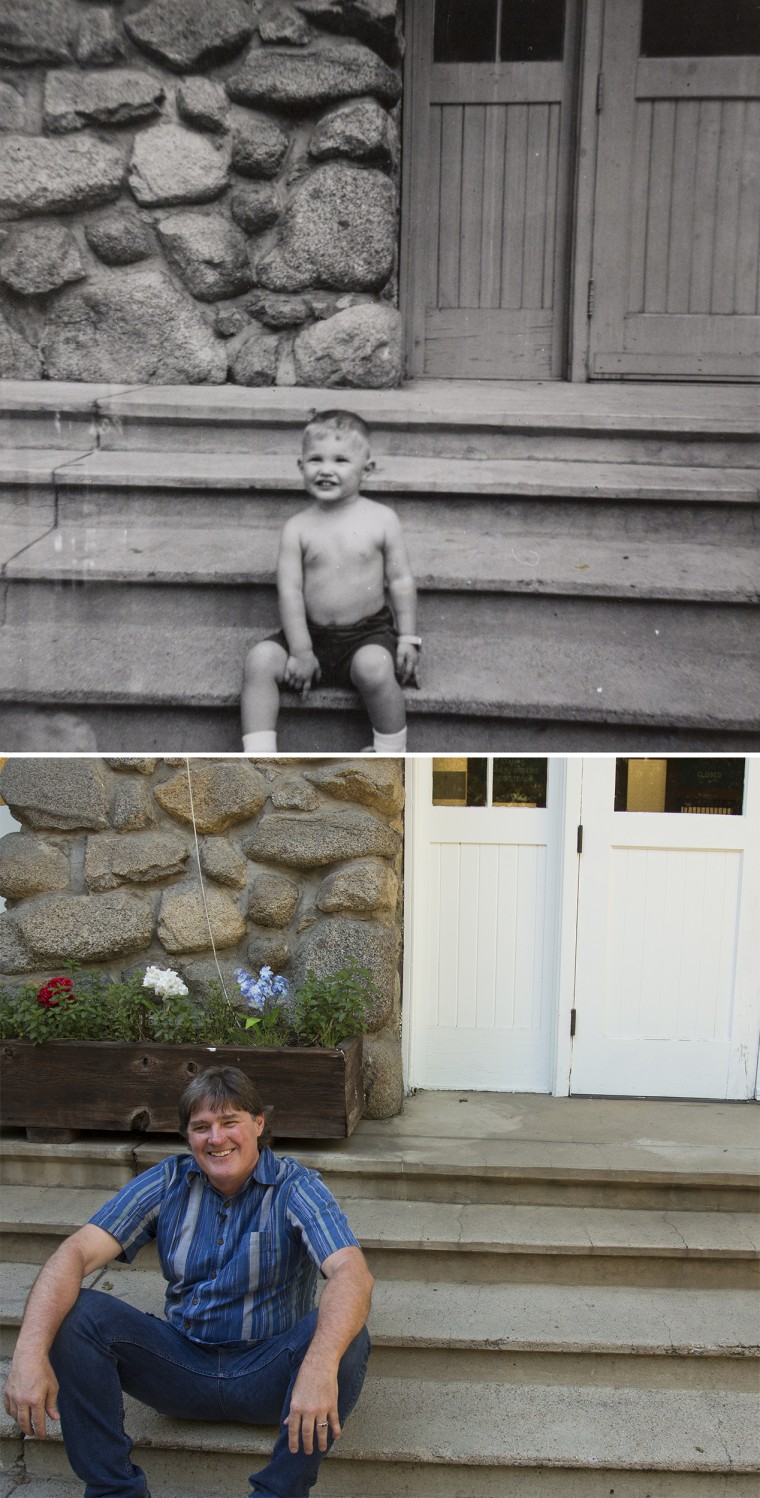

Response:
(4, 521), (758, 604)
(2, 379), (758, 467)
(4, 1133), (757, 1211)
(3, 1263), (757, 1389)
(2, 1187), (758, 1287)
(2, 1358), (758, 1495)
(2, 445), (758, 504)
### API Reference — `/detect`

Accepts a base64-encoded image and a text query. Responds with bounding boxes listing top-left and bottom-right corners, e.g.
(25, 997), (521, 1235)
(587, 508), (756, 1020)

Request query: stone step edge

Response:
(2, 379), (758, 437)
(4, 528), (757, 606)
(3, 1264), (758, 1359)
(2, 1194), (758, 1259)
(2, 450), (759, 502)
(5, 1135), (758, 1190)
(1, 1364), (757, 1474)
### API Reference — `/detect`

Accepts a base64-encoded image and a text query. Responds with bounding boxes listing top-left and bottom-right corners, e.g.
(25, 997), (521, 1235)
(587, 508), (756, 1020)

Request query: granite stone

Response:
(158, 881), (246, 953)
(156, 212), (255, 300)
(0, 758), (109, 831)
(15, 891), (154, 964)
(155, 761), (268, 833)
(42, 269), (227, 384)
(0, 135), (124, 217)
(226, 41), (400, 111)
(0, 834), (70, 900)
(256, 162), (395, 292)
(129, 123), (230, 206)
(0, 224), (85, 296)
(125, 0), (255, 72)
(44, 68), (164, 133)
(293, 301), (402, 386)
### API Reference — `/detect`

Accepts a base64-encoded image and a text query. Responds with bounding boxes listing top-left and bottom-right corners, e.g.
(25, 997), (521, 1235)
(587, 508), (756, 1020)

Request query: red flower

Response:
(37, 977), (75, 1009)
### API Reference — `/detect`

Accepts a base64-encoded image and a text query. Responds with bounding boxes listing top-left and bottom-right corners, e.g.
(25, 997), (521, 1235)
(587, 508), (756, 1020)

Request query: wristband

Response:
(398, 635), (422, 648)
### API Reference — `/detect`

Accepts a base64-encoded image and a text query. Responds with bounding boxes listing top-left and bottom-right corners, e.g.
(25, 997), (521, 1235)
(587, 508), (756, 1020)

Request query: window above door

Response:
(614, 758), (746, 815)
(640, 0), (760, 57)
(434, 0), (566, 62)
(432, 757), (549, 807)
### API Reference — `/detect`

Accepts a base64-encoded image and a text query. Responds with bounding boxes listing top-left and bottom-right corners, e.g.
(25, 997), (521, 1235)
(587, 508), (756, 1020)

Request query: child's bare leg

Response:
(350, 644), (407, 751)
(241, 640), (288, 749)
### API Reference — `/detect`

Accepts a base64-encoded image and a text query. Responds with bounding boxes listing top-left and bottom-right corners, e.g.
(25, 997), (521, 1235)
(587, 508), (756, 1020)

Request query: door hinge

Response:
(570, 1008), (577, 1037)
(596, 72), (604, 112)
(577, 823), (584, 853)
(587, 280), (595, 319)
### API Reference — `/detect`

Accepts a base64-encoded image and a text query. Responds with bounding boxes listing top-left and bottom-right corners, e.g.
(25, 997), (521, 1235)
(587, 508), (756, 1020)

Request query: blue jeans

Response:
(49, 1288), (371, 1498)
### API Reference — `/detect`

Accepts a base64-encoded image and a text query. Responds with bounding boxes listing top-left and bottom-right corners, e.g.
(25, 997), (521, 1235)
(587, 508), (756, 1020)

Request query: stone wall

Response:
(0, 754), (405, 1117)
(0, 0), (404, 388)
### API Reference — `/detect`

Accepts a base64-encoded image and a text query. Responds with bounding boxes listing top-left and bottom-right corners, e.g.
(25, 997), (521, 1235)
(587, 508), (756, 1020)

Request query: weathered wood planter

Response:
(0, 1037), (364, 1140)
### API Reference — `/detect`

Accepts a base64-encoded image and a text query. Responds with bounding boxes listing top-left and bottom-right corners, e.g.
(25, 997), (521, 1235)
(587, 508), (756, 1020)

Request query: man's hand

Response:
(284, 650), (321, 697)
(3, 1349), (60, 1439)
(284, 1355), (340, 1455)
(395, 640), (420, 686)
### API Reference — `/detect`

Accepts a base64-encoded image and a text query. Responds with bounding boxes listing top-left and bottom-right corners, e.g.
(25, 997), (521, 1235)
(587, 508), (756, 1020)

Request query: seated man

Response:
(3, 1066), (373, 1498)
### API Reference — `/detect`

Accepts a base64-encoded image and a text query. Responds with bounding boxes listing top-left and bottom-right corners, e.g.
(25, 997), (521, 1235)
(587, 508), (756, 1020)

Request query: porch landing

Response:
(2, 377), (757, 432)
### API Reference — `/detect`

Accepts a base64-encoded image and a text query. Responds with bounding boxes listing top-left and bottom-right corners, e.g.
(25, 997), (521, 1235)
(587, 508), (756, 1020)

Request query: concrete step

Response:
(2, 445), (759, 506)
(2, 379), (758, 468)
(3, 1357), (758, 1496)
(5, 1131), (757, 1211)
(2, 593), (758, 752)
(4, 518), (758, 603)
(3, 1263), (757, 1388)
(2, 1186), (758, 1287)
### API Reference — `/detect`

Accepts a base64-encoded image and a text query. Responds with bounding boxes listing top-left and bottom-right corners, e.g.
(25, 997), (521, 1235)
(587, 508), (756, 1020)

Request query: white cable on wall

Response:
(184, 758), (232, 1004)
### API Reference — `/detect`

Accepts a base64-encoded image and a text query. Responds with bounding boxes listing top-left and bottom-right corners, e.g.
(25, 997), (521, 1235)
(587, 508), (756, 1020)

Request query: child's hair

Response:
(303, 408), (371, 445)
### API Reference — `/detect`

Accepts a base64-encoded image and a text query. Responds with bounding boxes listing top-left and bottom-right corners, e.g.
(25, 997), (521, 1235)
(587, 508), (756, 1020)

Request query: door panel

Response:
(570, 759), (760, 1098)
(590, 0), (760, 379)
(409, 757), (559, 1091)
(407, 1), (578, 378)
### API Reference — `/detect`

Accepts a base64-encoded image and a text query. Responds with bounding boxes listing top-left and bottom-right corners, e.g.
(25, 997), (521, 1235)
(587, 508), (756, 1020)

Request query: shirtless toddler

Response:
(241, 410), (419, 753)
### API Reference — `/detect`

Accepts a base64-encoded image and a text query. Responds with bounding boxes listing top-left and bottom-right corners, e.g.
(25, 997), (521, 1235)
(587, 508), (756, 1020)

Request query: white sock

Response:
(372, 726), (407, 754)
(243, 731), (277, 752)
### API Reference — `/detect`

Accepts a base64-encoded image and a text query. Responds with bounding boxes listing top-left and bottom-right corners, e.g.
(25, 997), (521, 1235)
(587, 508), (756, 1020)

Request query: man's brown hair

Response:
(178, 1066), (273, 1149)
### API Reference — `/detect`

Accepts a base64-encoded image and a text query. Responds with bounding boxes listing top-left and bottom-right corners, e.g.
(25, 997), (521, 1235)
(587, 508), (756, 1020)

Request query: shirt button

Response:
(211, 1271), (217, 1279)
(218, 1237), (224, 1245)
(192, 1298), (199, 1305)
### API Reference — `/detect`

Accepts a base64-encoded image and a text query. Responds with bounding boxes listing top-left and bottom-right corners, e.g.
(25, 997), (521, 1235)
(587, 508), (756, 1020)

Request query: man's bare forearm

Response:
(305, 1256), (373, 1371)
(16, 1238), (91, 1355)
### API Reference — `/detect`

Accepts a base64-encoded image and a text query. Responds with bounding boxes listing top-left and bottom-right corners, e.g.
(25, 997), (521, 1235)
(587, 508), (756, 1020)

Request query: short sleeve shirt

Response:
(88, 1147), (360, 1345)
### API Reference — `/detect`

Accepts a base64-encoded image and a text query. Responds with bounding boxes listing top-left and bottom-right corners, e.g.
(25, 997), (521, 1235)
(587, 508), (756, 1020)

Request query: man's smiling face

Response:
(186, 1104), (265, 1197)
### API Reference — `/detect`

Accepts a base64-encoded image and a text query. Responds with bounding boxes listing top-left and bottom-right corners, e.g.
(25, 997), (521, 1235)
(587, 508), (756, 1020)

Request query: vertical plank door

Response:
(570, 758), (760, 1099)
(406, 0), (579, 378)
(589, 0), (760, 378)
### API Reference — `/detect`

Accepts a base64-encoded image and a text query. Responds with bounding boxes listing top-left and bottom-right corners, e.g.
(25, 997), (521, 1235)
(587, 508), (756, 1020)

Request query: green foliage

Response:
(0, 960), (377, 1050)
(292, 958), (376, 1048)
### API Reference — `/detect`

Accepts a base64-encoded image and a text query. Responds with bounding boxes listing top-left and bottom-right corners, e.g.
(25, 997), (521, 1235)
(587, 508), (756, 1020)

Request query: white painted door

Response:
(570, 758), (760, 1099)
(407, 757), (566, 1090)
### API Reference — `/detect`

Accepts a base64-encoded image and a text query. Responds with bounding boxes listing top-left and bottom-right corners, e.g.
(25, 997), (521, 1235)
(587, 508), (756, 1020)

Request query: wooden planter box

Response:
(0, 1037), (364, 1140)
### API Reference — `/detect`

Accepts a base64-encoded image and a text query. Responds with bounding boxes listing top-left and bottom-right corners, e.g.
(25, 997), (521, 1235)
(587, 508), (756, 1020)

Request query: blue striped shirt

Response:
(88, 1147), (360, 1345)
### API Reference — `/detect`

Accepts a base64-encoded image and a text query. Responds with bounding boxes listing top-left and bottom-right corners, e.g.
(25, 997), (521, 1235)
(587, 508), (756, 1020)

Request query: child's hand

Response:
(396, 640), (420, 687)
(284, 650), (321, 697)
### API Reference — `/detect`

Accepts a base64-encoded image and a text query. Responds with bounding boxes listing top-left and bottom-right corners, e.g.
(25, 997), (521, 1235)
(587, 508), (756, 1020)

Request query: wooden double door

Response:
(404, 0), (760, 380)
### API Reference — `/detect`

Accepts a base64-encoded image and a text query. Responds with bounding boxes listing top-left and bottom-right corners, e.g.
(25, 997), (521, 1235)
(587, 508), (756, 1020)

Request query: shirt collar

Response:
(185, 1144), (281, 1193)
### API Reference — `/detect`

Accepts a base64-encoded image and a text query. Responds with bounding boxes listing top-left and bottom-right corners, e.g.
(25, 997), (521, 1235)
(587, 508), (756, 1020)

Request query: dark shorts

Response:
(267, 604), (397, 689)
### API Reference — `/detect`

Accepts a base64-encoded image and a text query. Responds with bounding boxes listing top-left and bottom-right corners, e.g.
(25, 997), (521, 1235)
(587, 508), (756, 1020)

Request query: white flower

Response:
(143, 965), (189, 999)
